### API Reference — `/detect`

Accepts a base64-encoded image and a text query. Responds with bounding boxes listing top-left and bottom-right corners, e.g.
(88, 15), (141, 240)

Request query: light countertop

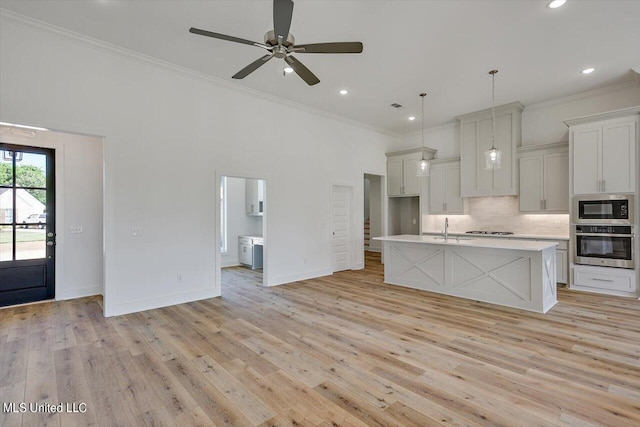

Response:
(422, 231), (569, 241)
(374, 234), (557, 251)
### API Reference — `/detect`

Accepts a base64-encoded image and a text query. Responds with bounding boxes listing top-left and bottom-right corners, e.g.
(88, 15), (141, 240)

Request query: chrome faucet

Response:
(444, 217), (449, 241)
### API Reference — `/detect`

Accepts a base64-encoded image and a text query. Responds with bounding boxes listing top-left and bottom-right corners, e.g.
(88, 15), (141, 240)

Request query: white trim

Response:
(267, 269), (333, 287)
(0, 9), (397, 138)
(56, 284), (103, 300)
(525, 79), (640, 112)
(221, 259), (241, 268)
(104, 287), (218, 317)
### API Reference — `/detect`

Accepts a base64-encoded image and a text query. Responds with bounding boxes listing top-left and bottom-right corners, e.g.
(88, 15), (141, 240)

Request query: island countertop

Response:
(374, 234), (557, 252)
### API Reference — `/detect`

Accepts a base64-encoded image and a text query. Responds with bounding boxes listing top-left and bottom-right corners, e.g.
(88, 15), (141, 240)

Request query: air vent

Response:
(390, 103), (403, 108)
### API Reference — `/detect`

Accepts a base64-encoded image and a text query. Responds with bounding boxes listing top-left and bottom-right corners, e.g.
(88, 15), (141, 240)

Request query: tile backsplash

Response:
(423, 196), (570, 236)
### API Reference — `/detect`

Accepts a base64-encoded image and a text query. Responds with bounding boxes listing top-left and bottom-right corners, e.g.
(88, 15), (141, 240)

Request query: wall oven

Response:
(573, 225), (634, 269)
(573, 194), (633, 225)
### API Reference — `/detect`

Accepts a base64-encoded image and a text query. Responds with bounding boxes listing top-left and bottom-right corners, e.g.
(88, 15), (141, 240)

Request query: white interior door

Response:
(332, 185), (351, 272)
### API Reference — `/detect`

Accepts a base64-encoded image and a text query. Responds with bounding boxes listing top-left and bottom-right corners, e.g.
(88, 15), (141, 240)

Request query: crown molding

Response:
(563, 105), (640, 127)
(0, 9), (399, 138)
(524, 78), (640, 112)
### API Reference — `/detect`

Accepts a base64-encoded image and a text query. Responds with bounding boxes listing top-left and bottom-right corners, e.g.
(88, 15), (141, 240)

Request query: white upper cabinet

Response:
(458, 102), (524, 197)
(518, 143), (569, 213)
(429, 158), (465, 214)
(566, 108), (639, 195)
(246, 179), (264, 216)
(386, 148), (436, 197)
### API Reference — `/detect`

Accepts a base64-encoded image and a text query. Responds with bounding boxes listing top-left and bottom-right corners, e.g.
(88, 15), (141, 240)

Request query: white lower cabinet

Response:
(556, 247), (568, 285)
(572, 265), (637, 297)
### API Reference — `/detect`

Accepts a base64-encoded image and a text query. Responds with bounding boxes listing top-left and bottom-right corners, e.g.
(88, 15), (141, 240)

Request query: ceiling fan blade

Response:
(284, 55), (320, 86)
(293, 42), (364, 54)
(232, 55), (274, 79)
(273, 0), (294, 42)
(189, 27), (269, 50)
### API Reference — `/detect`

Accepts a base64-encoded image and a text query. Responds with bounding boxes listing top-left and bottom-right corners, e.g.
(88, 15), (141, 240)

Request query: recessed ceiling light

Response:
(408, 116), (416, 121)
(581, 67), (595, 74)
(339, 89), (349, 95)
(547, 0), (566, 8)
(283, 67), (294, 74)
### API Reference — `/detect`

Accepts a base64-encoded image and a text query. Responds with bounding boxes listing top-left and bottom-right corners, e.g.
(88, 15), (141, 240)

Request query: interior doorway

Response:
(0, 123), (104, 308)
(218, 174), (266, 292)
(0, 143), (55, 306)
(363, 173), (384, 269)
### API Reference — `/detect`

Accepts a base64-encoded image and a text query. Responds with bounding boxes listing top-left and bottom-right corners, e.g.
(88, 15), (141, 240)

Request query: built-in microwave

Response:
(572, 194), (634, 225)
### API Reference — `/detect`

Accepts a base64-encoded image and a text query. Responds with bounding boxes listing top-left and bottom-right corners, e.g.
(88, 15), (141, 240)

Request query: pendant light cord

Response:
(420, 92), (426, 159)
(490, 70), (497, 150)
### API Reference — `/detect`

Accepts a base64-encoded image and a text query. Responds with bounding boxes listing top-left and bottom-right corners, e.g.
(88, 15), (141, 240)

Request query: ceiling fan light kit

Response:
(189, 0), (363, 86)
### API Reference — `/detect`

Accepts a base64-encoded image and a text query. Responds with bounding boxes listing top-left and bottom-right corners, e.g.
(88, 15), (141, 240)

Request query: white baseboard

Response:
(221, 258), (241, 268)
(267, 268), (332, 287)
(365, 247), (381, 253)
(104, 287), (220, 317)
(57, 284), (103, 300)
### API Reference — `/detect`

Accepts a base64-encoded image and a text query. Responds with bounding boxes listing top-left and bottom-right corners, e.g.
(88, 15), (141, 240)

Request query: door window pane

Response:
(0, 226), (12, 261)
(16, 228), (46, 260)
(0, 189), (14, 223)
(0, 150), (12, 186)
(16, 152), (47, 188)
(17, 189), (46, 226)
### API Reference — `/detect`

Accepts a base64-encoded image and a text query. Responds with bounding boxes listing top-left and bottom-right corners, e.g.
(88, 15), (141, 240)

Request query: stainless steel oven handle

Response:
(574, 233), (633, 238)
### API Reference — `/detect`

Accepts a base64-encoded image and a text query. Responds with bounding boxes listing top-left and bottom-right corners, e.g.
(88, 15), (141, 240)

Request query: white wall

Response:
(0, 14), (392, 316)
(0, 128), (104, 300)
(221, 177), (263, 267)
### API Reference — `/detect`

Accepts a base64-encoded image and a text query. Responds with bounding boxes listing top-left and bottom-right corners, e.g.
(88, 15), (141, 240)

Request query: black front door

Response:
(0, 143), (55, 307)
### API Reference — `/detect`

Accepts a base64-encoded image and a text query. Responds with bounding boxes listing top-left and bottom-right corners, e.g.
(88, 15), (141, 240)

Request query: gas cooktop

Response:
(465, 231), (515, 236)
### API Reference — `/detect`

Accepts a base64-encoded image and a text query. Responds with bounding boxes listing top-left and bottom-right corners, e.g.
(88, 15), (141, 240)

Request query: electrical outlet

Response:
(131, 227), (142, 237)
(69, 225), (83, 234)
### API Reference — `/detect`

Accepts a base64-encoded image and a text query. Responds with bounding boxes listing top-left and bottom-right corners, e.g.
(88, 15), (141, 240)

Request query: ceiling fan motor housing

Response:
(264, 30), (295, 47)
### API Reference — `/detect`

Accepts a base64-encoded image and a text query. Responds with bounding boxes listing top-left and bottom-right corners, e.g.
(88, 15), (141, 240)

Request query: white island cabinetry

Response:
(375, 235), (557, 313)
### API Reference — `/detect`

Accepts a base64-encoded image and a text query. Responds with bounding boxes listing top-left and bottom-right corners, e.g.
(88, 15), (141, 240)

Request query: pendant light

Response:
(485, 69), (502, 170)
(416, 92), (430, 177)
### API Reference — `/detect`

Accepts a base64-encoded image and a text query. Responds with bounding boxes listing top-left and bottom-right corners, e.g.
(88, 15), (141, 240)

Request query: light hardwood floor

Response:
(1, 252), (640, 426)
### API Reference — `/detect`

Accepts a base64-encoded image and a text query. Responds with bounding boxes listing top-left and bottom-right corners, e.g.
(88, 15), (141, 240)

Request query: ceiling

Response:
(1, 0), (639, 135)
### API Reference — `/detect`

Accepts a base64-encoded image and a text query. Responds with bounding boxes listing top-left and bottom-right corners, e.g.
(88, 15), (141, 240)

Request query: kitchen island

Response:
(374, 235), (558, 313)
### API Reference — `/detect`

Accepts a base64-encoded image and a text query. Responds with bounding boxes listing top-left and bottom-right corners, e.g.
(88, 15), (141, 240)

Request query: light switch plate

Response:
(131, 227), (142, 237)
(69, 225), (83, 234)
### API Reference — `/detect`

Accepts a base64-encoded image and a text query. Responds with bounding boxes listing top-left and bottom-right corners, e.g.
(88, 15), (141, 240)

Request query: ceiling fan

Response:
(189, 0), (363, 86)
